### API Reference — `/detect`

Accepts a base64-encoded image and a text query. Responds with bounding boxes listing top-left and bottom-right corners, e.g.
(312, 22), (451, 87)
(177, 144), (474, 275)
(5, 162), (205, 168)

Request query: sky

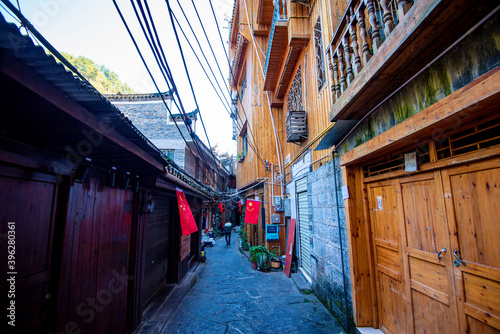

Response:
(0, 0), (236, 155)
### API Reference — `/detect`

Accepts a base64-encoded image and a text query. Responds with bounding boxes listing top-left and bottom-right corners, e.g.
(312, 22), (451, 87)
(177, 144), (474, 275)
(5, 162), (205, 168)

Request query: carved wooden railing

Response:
(264, 0), (288, 76)
(327, 0), (413, 104)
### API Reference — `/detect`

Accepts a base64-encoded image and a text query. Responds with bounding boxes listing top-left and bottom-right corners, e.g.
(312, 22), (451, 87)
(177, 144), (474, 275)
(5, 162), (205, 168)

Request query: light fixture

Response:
(74, 157), (92, 183)
(107, 166), (117, 187)
(121, 171), (131, 190)
(144, 194), (155, 215)
(133, 175), (140, 192)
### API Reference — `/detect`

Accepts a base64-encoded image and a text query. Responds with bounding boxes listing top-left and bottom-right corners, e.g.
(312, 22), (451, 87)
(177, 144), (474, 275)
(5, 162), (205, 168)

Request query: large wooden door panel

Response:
(0, 169), (59, 333)
(398, 172), (458, 334)
(367, 181), (406, 334)
(442, 159), (500, 333)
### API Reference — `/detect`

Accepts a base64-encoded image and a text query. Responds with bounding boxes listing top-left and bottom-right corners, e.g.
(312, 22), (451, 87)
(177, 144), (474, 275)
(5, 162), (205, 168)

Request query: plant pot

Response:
(251, 261), (257, 269)
(270, 259), (281, 269)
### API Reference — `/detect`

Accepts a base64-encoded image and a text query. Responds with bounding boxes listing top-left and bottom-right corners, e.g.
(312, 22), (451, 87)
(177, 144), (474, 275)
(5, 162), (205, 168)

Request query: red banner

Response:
(218, 202), (224, 213)
(244, 199), (260, 225)
(176, 188), (198, 236)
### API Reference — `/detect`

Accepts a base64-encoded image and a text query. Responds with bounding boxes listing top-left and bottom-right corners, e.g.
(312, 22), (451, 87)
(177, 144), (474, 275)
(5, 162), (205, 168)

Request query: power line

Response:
(136, 0), (222, 190)
(130, 0), (218, 191)
(164, 0), (224, 178)
(112, 0), (221, 194)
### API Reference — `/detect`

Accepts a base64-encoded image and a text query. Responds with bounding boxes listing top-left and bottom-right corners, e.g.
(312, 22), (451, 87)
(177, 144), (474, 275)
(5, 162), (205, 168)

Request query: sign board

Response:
(284, 219), (296, 278)
(180, 234), (191, 261)
(266, 224), (279, 240)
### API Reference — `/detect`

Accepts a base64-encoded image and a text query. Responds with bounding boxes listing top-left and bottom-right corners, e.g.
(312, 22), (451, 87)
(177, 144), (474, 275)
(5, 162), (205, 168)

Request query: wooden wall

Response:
(142, 191), (173, 308)
(58, 177), (133, 334)
(0, 164), (65, 333)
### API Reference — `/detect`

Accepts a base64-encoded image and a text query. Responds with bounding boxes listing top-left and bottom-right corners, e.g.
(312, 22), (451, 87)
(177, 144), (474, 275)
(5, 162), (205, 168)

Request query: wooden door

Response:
(0, 166), (62, 333)
(367, 180), (406, 334)
(398, 172), (458, 333)
(442, 158), (500, 333)
(367, 171), (460, 333)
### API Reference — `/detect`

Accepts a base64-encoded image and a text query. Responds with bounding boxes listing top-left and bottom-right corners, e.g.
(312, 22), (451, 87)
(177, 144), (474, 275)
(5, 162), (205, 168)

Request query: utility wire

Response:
(172, 11), (232, 113)
(174, 0), (231, 112)
(131, 0), (217, 190)
(189, 0), (231, 99)
(171, 10), (249, 136)
(205, 0), (266, 166)
(113, 0), (221, 194)
(136, 0), (221, 191)
(188, 0), (265, 166)
(164, 0), (224, 178)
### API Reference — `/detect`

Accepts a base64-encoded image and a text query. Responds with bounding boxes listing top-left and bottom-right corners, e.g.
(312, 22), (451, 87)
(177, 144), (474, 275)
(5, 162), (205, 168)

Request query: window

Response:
(287, 66), (303, 111)
(166, 149), (175, 161)
(240, 70), (247, 100)
(242, 131), (248, 156)
(314, 17), (326, 90)
(161, 149), (175, 161)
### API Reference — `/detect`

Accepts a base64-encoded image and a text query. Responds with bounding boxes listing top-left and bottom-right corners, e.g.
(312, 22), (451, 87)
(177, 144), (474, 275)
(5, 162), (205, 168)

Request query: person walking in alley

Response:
(224, 221), (232, 245)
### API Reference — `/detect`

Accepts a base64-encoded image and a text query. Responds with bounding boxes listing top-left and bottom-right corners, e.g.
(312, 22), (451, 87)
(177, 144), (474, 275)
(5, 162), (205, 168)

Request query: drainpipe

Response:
(332, 151), (350, 334)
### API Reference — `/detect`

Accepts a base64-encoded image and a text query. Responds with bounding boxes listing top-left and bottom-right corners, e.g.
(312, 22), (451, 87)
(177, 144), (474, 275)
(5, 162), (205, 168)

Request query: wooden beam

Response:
(341, 67), (500, 166)
(343, 164), (376, 327)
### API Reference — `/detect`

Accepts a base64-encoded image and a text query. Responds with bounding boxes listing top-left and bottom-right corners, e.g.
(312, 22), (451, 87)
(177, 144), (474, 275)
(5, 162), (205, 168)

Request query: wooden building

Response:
(0, 13), (220, 333)
(229, 0), (500, 332)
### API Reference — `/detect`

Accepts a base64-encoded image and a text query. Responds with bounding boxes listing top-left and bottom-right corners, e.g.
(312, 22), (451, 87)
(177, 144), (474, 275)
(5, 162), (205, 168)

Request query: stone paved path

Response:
(160, 232), (346, 334)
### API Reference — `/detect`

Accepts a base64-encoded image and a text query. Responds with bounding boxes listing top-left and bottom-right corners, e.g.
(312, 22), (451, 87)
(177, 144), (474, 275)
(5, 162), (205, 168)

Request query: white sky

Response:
(0, 0), (236, 155)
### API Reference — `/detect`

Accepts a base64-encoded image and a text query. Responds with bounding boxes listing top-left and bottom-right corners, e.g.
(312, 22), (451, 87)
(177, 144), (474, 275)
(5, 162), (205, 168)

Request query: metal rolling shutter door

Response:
(296, 177), (311, 275)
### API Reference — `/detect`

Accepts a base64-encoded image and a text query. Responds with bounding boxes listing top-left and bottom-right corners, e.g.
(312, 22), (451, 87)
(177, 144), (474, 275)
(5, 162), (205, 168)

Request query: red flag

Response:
(244, 199), (260, 224)
(238, 200), (242, 213)
(218, 202), (224, 212)
(176, 188), (198, 236)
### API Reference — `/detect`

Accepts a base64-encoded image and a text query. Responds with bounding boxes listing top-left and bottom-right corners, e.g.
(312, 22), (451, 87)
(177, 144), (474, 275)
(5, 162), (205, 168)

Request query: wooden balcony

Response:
(230, 32), (250, 88)
(257, 0), (274, 25)
(326, 0), (498, 121)
(264, 1), (310, 94)
(264, 1), (288, 91)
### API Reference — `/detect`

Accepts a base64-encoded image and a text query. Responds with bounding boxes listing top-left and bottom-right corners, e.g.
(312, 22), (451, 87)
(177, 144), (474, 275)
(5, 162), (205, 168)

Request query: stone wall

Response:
(307, 157), (354, 331)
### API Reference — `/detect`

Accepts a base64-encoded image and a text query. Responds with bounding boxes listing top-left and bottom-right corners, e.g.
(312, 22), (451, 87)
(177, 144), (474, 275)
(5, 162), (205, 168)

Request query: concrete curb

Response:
(135, 261), (207, 334)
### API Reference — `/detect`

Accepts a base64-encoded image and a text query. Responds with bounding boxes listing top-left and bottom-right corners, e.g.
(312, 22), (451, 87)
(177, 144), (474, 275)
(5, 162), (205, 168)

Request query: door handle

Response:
(453, 249), (466, 267)
(437, 247), (447, 260)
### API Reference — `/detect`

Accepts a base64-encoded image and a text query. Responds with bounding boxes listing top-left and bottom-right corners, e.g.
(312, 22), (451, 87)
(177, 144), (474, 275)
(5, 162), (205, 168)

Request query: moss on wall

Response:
(339, 12), (500, 155)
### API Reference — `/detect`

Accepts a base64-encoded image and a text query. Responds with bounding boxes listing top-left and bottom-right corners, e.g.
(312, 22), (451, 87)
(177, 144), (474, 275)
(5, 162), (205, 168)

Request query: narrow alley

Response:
(141, 231), (345, 334)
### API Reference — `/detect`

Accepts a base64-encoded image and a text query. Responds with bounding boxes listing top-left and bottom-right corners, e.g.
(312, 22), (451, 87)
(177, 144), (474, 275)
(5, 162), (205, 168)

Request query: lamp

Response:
(74, 157), (92, 183)
(121, 171), (131, 190)
(107, 166), (117, 187)
(145, 195), (155, 214)
(133, 175), (140, 192)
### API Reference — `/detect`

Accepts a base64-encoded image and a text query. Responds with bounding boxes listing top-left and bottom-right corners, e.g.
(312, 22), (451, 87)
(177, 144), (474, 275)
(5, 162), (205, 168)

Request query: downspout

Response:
(332, 151), (350, 333)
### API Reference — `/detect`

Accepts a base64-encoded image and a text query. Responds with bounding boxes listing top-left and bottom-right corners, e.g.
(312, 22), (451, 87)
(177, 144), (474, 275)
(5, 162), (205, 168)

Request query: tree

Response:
(60, 52), (135, 94)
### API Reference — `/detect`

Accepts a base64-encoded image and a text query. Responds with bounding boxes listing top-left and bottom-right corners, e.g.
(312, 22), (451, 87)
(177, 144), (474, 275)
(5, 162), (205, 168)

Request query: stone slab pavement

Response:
(156, 231), (346, 334)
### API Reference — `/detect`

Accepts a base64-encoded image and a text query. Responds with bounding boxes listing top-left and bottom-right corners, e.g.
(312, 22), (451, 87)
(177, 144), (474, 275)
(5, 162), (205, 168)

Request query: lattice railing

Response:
(327, 0), (414, 103)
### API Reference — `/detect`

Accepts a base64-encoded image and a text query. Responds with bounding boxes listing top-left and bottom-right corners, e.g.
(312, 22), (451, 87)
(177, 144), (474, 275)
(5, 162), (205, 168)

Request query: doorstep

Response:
(357, 327), (384, 334)
(134, 261), (206, 334)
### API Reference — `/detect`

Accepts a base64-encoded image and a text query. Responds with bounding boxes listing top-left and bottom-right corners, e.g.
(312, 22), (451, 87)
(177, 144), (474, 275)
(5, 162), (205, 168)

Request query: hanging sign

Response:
(180, 234), (191, 261)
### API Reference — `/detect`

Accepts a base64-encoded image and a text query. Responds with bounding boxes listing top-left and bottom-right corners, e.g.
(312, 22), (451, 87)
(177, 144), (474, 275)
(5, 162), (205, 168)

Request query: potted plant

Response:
(249, 245), (268, 270)
(238, 229), (250, 251)
(237, 152), (245, 162)
(269, 249), (282, 269)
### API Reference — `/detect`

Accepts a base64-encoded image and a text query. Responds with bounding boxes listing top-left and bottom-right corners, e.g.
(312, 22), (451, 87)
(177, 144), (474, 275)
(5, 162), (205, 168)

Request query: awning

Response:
(315, 120), (359, 151)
